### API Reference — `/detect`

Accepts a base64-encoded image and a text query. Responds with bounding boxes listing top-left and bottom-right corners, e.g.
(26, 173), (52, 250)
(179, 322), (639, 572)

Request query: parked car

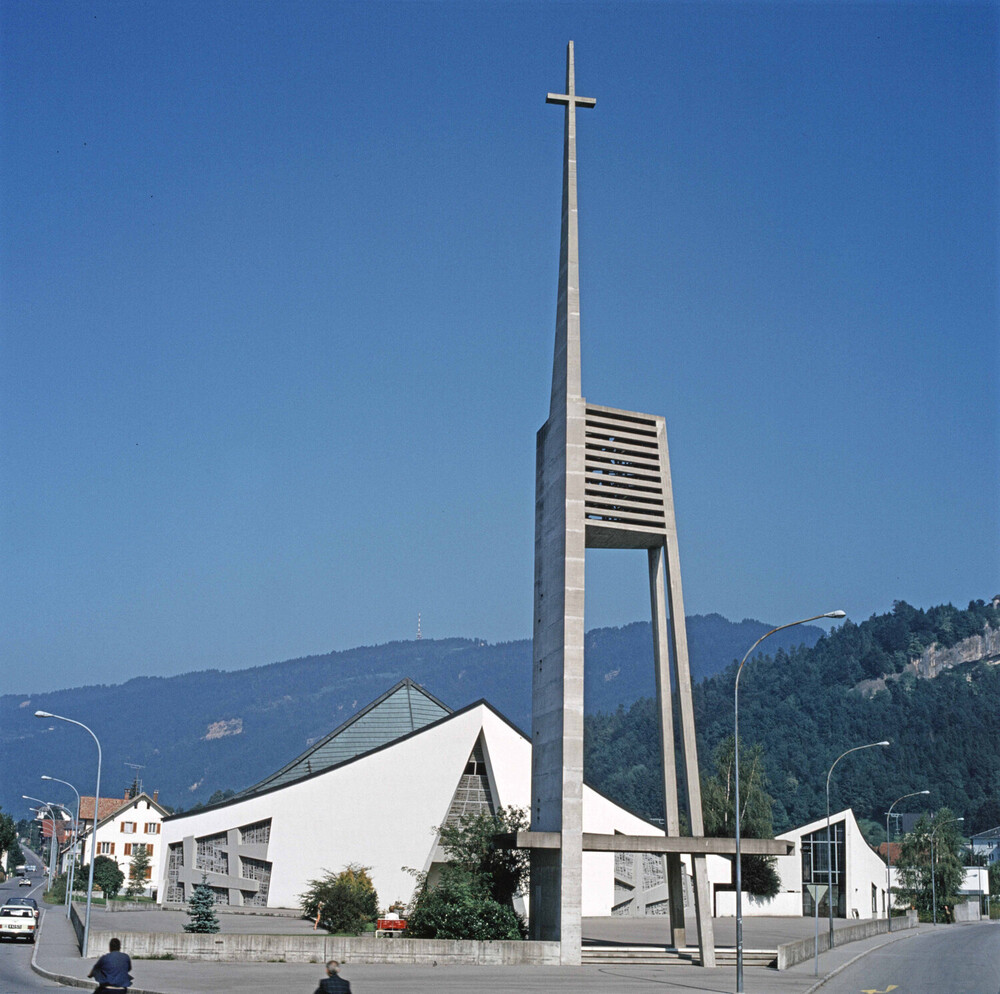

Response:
(0, 905), (37, 943)
(5, 897), (39, 920)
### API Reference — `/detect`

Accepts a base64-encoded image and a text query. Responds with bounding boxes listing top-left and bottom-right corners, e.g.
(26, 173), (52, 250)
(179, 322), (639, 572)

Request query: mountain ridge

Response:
(2, 613), (821, 815)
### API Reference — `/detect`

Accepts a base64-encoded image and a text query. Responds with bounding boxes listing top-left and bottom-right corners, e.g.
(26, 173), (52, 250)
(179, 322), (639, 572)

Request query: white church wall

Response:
(158, 701), (668, 917)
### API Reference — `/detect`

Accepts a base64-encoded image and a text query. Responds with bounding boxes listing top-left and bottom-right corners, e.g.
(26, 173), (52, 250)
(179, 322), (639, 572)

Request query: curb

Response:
(29, 909), (170, 994)
(30, 910), (93, 991)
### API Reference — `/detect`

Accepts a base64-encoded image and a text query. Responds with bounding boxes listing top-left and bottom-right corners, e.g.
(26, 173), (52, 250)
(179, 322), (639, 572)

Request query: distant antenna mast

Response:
(124, 762), (145, 797)
(416, 613), (422, 640)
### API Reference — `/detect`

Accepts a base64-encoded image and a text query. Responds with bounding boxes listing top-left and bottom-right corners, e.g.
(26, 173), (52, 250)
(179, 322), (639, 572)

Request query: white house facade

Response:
(157, 679), (667, 915)
(81, 792), (168, 895)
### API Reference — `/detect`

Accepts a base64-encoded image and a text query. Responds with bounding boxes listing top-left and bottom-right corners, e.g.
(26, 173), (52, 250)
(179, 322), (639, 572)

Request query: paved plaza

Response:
(30, 903), (937, 994)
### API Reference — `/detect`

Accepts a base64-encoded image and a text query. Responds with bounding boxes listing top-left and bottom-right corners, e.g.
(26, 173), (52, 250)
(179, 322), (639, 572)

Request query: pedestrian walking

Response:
(87, 936), (133, 992)
(314, 959), (351, 993)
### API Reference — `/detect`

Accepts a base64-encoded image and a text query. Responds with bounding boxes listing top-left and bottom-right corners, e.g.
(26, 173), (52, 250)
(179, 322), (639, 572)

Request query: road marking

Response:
(860, 986), (898, 993)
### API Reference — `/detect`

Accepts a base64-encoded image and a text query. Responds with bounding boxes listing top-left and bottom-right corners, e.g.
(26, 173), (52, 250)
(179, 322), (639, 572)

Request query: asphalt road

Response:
(824, 920), (1000, 994)
(0, 875), (63, 994)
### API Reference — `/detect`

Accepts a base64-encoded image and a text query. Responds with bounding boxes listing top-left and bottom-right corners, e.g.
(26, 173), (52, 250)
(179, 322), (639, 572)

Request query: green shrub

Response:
(300, 864), (379, 935)
(406, 867), (522, 941)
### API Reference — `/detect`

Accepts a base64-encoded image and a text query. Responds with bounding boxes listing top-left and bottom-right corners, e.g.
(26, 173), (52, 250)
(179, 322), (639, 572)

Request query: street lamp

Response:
(930, 816), (964, 925)
(885, 790), (930, 929)
(42, 775), (82, 918)
(733, 609), (846, 994)
(21, 795), (62, 890)
(826, 741), (890, 948)
(35, 710), (102, 957)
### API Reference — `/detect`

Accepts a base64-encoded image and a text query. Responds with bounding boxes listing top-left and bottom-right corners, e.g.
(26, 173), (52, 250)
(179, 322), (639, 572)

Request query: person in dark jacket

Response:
(314, 959), (351, 993)
(88, 936), (132, 991)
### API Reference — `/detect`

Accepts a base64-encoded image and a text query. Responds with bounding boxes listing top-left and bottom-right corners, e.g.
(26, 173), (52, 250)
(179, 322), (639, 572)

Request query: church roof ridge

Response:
(231, 677), (451, 800)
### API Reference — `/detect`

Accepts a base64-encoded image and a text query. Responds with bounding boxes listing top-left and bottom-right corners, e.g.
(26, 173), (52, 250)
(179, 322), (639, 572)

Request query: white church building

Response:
(157, 679), (668, 915)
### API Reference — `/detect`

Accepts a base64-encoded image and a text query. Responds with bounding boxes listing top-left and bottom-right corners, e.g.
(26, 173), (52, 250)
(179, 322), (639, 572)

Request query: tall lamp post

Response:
(41, 774), (82, 918)
(35, 710), (101, 957)
(826, 741), (890, 948)
(21, 795), (61, 890)
(733, 609), (846, 994)
(930, 816), (963, 925)
(885, 789), (929, 929)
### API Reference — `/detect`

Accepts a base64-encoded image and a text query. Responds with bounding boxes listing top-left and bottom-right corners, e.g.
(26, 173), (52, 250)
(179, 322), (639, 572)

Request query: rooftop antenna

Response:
(416, 613), (422, 640)
(124, 762), (145, 797)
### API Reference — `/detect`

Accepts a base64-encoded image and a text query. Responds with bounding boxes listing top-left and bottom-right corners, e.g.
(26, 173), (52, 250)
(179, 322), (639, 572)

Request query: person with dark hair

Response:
(314, 959), (351, 993)
(87, 936), (132, 991)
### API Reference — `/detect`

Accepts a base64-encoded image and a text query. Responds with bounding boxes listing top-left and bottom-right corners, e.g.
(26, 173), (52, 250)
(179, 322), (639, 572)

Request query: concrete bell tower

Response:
(528, 41), (717, 967)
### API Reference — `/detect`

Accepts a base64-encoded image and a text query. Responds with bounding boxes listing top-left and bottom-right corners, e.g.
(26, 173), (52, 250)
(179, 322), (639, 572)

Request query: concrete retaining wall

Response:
(776, 911), (917, 970)
(86, 928), (561, 965)
(69, 904), (84, 949)
(954, 900), (981, 922)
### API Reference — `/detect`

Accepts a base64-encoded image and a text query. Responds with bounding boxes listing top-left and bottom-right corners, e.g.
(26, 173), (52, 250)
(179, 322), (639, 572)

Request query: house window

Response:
(144, 867), (152, 880)
(144, 823), (160, 834)
(98, 842), (114, 855)
(145, 844), (153, 858)
(121, 821), (137, 834)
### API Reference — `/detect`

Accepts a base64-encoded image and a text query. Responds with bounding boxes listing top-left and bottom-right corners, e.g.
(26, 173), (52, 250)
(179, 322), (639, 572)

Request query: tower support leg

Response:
(649, 546), (687, 948)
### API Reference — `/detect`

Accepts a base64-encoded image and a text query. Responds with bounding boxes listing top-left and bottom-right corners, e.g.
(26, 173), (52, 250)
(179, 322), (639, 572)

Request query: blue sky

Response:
(2, 1), (996, 697)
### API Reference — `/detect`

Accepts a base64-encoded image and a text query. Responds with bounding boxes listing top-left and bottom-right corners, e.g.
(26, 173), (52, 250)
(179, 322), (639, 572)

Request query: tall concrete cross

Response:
(528, 41), (717, 968)
(544, 41), (594, 415)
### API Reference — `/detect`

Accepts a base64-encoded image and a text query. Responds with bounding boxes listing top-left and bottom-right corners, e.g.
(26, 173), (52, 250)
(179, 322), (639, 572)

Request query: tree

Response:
(126, 843), (151, 897)
(894, 809), (965, 919)
(0, 809), (17, 860)
(183, 875), (220, 933)
(299, 864), (379, 935)
(437, 806), (529, 907)
(406, 806), (528, 940)
(702, 737), (780, 898)
(85, 855), (125, 900)
(0, 809), (23, 872)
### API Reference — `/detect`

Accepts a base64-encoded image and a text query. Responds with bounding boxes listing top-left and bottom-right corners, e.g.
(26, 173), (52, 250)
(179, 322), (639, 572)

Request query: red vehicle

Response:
(375, 917), (407, 937)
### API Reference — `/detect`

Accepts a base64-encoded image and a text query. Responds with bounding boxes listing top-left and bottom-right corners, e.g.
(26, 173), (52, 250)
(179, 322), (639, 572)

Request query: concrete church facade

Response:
(157, 679), (668, 914)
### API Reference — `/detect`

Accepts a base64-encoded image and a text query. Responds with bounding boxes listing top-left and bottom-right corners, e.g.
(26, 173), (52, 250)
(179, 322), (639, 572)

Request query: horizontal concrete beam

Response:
(496, 832), (793, 856)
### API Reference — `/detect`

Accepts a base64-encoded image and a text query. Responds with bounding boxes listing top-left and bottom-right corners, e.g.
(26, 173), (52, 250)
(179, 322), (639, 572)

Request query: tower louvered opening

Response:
(584, 407), (667, 538)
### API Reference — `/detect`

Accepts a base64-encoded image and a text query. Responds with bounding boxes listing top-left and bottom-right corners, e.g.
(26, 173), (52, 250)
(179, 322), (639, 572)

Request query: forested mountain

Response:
(9, 598), (996, 838)
(584, 599), (1000, 837)
(0, 613), (819, 816)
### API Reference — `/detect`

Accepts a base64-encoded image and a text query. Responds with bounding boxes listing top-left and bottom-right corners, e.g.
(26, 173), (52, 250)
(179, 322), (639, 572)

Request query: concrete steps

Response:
(581, 945), (777, 968)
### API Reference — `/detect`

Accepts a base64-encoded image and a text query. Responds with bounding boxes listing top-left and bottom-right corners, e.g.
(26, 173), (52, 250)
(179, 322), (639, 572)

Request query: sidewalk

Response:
(31, 902), (933, 994)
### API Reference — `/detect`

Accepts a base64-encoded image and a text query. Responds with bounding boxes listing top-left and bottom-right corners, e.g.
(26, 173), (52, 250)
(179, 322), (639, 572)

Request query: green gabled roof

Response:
(236, 678), (450, 798)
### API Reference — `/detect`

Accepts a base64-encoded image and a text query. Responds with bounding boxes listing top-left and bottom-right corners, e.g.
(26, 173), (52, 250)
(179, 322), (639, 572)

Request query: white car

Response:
(0, 905), (37, 943)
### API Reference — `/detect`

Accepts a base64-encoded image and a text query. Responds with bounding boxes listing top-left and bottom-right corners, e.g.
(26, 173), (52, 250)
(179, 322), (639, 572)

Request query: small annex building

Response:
(710, 808), (888, 920)
(157, 679), (668, 914)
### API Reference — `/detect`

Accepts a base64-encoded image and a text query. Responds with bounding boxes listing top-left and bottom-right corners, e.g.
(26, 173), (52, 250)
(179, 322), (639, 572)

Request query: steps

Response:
(581, 945), (777, 968)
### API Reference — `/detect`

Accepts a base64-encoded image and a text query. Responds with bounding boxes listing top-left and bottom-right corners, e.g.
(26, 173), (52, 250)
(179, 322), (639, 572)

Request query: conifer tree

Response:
(126, 843), (151, 897)
(183, 875), (220, 933)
